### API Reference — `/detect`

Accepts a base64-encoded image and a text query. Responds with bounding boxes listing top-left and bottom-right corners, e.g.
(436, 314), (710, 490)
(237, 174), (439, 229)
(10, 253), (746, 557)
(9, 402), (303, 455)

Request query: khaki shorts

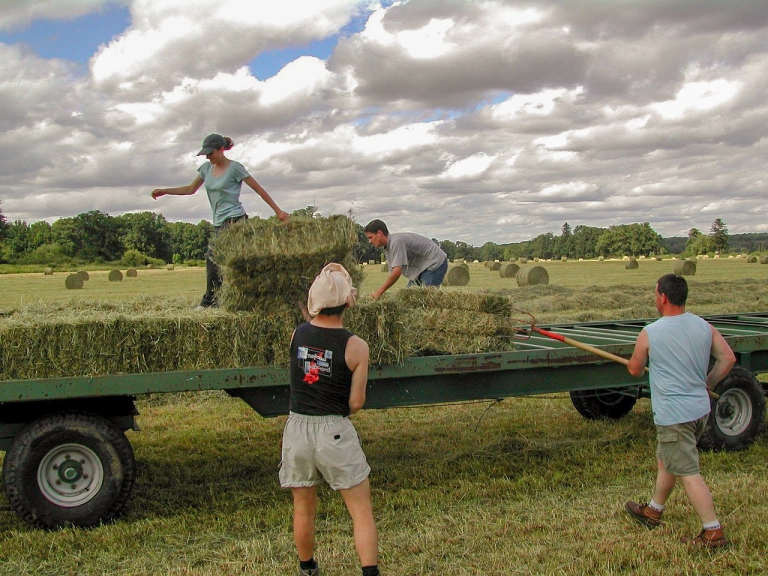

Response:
(279, 412), (371, 491)
(655, 414), (709, 476)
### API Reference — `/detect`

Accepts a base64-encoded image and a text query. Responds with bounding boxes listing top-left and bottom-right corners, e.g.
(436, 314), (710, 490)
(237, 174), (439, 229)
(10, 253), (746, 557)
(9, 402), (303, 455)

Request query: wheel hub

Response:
(715, 388), (753, 437)
(38, 444), (104, 507)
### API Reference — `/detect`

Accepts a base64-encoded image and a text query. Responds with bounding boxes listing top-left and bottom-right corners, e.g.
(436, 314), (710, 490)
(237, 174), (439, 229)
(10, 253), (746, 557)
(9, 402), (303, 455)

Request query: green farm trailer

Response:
(1, 312), (767, 529)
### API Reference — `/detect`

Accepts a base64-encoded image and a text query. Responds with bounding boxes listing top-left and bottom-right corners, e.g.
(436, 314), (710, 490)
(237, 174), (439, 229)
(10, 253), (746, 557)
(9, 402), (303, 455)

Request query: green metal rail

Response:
(1, 312), (767, 418)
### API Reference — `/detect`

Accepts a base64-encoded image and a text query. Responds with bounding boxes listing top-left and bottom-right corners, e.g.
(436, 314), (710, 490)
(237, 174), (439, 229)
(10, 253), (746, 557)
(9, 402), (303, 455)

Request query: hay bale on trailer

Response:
(77, 271), (89, 281)
(444, 264), (470, 286)
(516, 265), (549, 286)
(126, 268), (138, 277)
(625, 257), (639, 270)
(108, 270), (123, 282)
(499, 263), (520, 278)
(212, 215), (361, 312)
(673, 260), (696, 275)
(64, 274), (83, 290)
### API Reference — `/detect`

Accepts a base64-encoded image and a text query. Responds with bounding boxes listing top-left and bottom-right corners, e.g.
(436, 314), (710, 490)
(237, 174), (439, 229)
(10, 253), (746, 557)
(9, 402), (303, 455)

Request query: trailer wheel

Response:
(569, 387), (638, 420)
(698, 366), (765, 452)
(2, 412), (135, 529)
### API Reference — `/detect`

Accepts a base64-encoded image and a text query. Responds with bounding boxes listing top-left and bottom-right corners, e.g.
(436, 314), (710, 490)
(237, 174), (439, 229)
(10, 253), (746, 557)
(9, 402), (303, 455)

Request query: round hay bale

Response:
(655, 256), (662, 261)
(519, 258), (528, 264)
(516, 265), (549, 287)
(489, 261), (501, 271)
(108, 269), (123, 282)
(445, 265), (470, 286)
(760, 256), (768, 265)
(625, 258), (639, 269)
(458, 262), (469, 271)
(65, 273), (83, 289)
(499, 263), (520, 278)
(561, 256), (567, 262)
(380, 263), (388, 272)
(146, 264), (154, 269)
(673, 260), (696, 275)
(77, 270), (89, 281)
(534, 257), (540, 262)
(747, 255), (757, 263)
(126, 268), (138, 277)
(44, 268), (53, 275)
(599, 256), (605, 261)
(483, 261), (492, 269)
(166, 263), (174, 271)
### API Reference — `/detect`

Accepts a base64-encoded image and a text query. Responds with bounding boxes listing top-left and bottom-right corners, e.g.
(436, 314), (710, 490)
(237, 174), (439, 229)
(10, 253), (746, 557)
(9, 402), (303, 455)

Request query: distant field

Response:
(1, 257), (767, 309)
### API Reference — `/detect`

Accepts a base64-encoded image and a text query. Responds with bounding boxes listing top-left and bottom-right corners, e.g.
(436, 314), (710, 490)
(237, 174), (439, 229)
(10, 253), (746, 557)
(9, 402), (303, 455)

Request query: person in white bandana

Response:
(279, 264), (381, 576)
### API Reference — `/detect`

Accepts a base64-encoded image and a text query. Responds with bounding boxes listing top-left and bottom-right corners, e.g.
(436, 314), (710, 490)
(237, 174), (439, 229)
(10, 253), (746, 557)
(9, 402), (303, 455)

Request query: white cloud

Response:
(652, 79), (742, 119)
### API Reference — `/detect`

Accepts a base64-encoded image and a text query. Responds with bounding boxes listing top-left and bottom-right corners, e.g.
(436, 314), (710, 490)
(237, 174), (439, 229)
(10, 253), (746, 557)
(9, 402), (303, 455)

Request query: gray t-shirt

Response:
(197, 161), (249, 226)
(644, 313), (712, 426)
(385, 232), (447, 281)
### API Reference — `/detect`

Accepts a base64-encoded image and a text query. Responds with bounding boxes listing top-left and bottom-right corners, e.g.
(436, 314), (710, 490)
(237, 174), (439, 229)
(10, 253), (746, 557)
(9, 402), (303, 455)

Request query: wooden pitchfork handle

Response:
(531, 326), (719, 399)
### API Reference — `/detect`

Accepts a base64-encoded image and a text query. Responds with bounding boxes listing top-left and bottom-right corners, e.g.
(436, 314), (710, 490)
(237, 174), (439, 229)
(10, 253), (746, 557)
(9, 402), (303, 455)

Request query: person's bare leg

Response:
(292, 486), (319, 561)
(679, 474), (718, 524)
(340, 478), (378, 567)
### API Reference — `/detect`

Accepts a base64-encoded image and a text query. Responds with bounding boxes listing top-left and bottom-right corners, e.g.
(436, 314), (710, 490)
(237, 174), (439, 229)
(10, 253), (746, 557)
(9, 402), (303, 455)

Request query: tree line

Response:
(0, 203), (743, 267)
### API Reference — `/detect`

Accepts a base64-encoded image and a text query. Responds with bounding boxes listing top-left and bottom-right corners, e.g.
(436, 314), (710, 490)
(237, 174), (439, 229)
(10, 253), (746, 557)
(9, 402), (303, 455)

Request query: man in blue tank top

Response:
(279, 263), (380, 576)
(624, 274), (735, 548)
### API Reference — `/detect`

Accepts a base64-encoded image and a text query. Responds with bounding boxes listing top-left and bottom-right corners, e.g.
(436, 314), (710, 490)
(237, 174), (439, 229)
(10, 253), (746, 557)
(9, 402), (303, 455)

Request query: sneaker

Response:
(624, 501), (663, 528)
(681, 527), (730, 548)
(299, 567), (320, 576)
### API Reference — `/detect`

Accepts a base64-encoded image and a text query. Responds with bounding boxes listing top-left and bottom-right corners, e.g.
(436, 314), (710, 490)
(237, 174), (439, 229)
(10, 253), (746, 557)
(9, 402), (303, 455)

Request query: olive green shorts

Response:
(279, 412), (370, 491)
(655, 414), (709, 476)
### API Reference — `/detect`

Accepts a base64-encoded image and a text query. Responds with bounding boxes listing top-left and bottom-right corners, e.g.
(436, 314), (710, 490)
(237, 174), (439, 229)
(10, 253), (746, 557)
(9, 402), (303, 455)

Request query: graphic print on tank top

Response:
(297, 346), (333, 385)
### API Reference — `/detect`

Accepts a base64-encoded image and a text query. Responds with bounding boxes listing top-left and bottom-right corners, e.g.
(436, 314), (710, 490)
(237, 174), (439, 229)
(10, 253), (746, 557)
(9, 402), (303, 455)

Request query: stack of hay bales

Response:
(212, 215), (362, 312)
(394, 289), (517, 355)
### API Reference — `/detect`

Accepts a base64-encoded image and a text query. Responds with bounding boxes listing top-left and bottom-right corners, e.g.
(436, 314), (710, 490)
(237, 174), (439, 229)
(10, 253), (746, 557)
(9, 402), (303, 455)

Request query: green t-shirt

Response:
(197, 161), (249, 226)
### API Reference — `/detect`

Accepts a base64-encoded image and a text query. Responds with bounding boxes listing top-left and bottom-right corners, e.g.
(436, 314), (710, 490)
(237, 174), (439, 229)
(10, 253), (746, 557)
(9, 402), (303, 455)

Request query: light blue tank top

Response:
(644, 313), (712, 425)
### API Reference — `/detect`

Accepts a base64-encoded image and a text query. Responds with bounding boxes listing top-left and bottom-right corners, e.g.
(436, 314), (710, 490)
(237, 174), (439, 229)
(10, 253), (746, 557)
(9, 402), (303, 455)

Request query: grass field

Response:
(0, 261), (767, 575)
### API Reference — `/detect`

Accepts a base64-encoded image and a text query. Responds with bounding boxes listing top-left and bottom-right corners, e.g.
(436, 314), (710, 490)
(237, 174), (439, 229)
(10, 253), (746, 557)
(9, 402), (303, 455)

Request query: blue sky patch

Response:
(0, 5), (131, 64)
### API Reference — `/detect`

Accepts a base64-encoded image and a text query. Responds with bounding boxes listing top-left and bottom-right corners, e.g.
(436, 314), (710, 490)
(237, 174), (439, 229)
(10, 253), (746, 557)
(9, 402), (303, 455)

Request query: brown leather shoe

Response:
(624, 501), (663, 528)
(681, 527), (730, 548)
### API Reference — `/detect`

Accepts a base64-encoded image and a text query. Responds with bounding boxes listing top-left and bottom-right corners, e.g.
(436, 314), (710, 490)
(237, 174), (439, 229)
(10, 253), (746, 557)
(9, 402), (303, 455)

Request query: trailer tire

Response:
(569, 387), (638, 420)
(2, 412), (135, 529)
(698, 366), (765, 452)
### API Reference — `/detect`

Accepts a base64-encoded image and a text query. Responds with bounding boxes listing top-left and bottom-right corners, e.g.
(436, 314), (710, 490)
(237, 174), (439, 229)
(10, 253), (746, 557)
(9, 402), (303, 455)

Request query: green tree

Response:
(710, 218), (729, 253)
(72, 210), (123, 261)
(166, 221), (212, 261)
(1, 220), (31, 261)
(685, 227), (712, 256)
(572, 225), (605, 259)
(117, 212), (171, 261)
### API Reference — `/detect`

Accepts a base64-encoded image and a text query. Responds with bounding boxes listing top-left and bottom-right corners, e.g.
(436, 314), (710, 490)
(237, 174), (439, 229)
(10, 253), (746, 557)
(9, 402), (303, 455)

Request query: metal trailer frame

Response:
(1, 312), (767, 528)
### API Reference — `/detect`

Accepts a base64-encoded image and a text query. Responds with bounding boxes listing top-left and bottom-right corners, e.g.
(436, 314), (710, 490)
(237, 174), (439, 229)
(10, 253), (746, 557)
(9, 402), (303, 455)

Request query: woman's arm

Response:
(243, 175), (289, 221)
(151, 176), (204, 199)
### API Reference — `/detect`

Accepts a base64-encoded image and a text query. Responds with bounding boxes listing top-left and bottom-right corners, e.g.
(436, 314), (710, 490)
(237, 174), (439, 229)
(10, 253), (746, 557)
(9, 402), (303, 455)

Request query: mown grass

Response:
(0, 262), (766, 575)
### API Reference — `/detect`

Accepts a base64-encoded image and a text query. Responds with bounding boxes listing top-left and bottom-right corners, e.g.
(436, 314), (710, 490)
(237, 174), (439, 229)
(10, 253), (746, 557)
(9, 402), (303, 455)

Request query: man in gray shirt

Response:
(364, 219), (448, 299)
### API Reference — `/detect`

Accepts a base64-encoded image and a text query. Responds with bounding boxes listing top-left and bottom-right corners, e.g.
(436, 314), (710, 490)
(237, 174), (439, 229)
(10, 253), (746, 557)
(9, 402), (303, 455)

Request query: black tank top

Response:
(289, 323), (355, 416)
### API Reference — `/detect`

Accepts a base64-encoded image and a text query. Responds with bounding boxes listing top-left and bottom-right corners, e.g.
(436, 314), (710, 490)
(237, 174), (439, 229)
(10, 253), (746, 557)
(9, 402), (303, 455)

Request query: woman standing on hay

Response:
(151, 133), (289, 308)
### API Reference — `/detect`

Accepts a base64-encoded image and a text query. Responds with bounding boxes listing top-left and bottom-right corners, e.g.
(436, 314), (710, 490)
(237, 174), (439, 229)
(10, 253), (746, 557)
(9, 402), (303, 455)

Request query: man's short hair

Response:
(657, 273), (688, 306)
(364, 219), (388, 236)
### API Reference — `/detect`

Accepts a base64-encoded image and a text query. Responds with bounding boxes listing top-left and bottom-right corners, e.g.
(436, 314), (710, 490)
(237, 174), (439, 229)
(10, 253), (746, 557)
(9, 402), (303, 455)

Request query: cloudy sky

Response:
(1, 0), (766, 244)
